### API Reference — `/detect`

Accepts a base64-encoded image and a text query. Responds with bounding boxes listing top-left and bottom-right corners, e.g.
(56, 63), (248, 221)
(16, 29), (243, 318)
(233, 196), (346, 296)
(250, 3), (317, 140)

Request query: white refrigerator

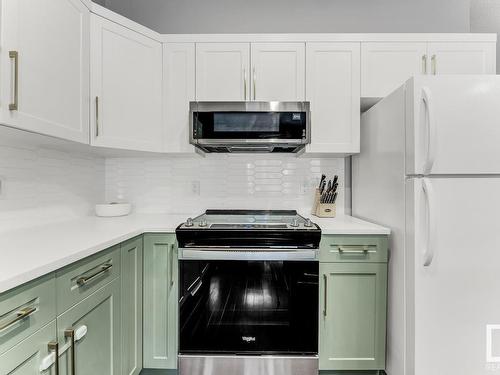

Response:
(353, 76), (500, 375)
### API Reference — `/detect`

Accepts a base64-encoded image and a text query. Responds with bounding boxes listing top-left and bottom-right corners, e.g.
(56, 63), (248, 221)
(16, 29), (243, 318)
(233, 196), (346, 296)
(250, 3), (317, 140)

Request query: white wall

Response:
(105, 155), (345, 216)
(471, 0), (500, 72)
(101, 0), (471, 34)
(0, 134), (105, 232)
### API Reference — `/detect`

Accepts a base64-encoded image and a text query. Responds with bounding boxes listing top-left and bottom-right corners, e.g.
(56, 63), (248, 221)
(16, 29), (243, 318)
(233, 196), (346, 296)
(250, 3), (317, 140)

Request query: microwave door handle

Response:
(228, 146), (274, 153)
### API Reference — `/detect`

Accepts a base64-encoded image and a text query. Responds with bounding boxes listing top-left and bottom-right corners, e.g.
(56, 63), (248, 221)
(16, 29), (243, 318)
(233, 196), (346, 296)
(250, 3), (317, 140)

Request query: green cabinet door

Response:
(57, 279), (121, 375)
(319, 263), (387, 371)
(143, 233), (178, 369)
(121, 236), (143, 375)
(0, 321), (57, 374)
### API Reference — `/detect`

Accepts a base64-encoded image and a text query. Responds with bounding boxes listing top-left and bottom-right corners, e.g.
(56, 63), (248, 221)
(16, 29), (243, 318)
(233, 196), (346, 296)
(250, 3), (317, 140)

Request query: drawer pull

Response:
(40, 326), (87, 372)
(323, 274), (328, 317)
(76, 263), (112, 287)
(169, 244), (174, 288)
(335, 245), (376, 254)
(0, 306), (36, 331)
(65, 329), (76, 375)
(9, 51), (19, 111)
(47, 342), (60, 375)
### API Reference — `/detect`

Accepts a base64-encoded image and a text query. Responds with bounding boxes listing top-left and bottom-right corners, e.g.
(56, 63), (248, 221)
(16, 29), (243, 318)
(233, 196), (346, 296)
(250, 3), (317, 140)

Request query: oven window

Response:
(179, 260), (318, 355)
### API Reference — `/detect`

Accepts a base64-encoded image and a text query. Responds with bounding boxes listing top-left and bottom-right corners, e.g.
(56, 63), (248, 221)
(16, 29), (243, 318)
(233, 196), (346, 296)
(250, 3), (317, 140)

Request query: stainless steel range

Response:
(176, 210), (321, 375)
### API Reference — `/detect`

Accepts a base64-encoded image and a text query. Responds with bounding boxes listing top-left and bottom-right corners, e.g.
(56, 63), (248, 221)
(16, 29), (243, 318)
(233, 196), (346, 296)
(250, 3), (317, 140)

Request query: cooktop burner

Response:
(176, 210), (321, 249)
(178, 209), (319, 230)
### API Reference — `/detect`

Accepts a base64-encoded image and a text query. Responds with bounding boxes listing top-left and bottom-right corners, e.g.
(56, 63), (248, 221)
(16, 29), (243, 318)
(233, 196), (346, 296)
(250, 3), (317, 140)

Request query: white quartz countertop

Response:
(0, 213), (389, 294)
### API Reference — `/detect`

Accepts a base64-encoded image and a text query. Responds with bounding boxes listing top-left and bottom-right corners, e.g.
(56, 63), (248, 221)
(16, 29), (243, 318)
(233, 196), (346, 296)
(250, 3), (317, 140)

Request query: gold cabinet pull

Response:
(252, 66), (256, 101)
(0, 306), (36, 331)
(431, 54), (437, 75)
(48, 341), (60, 375)
(76, 263), (112, 287)
(243, 67), (247, 101)
(323, 274), (327, 317)
(169, 245), (174, 288)
(8, 51), (19, 111)
(65, 329), (76, 375)
(422, 55), (427, 74)
(95, 96), (99, 137)
(333, 245), (376, 254)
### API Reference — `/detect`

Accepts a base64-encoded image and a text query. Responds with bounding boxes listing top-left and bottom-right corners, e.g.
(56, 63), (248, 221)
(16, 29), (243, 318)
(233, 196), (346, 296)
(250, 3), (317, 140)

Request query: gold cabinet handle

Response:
(333, 245), (376, 254)
(76, 263), (112, 287)
(169, 245), (174, 288)
(48, 341), (60, 375)
(243, 67), (247, 101)
(422, 55), (427, 74)
(0, 306), (36, 331)
(8, 51), (19, 111)
(252, 66), (256, 101)
(431, 54), (437, 75)
(95, 96), (99, 137)
(65, 329), (76, 375)
(323, 274), (327, 317)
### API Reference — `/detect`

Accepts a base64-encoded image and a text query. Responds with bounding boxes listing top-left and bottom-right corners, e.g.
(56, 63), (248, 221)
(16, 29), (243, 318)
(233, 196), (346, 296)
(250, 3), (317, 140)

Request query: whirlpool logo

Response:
(242, 336), (256, 343)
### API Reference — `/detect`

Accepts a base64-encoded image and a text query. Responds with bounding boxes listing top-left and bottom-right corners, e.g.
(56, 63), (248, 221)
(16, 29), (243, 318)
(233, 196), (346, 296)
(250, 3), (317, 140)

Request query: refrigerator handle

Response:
(422, 87), (437, 174)
(422, 178), (437, 266)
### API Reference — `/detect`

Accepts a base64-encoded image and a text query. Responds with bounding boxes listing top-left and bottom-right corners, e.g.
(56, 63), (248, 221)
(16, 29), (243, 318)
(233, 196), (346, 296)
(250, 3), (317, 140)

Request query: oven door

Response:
(179, 257), (318, 355)
(189, 102), (310, 145)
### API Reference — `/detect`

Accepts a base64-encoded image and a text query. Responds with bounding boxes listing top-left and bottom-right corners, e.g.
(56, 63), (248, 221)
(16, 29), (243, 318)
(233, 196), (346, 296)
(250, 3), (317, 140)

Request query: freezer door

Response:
(406, 177), (500, 375)
(406, 76), (500, 175)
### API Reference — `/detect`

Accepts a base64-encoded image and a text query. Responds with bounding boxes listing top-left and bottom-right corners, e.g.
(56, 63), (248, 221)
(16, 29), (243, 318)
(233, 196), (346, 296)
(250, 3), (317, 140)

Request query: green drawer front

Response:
(319, 235), (388, 263)
(0, 274), (56, 355)
(56, 245), (121, 314)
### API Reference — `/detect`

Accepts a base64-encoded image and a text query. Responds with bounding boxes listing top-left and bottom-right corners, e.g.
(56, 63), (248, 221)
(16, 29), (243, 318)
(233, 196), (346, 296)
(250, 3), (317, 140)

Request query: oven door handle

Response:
(178, 248), (318, 261)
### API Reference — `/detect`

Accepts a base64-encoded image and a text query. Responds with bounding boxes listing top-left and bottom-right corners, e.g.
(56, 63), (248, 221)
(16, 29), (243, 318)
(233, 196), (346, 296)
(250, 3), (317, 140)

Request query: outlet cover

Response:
(191, 181), (201, 195)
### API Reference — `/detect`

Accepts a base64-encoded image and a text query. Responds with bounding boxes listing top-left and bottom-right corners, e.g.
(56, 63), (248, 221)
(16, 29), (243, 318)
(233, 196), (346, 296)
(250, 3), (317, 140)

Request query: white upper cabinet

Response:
(163, 43), (196, 153)
(91, 14), (163, 152)
(196, 43), (250, 101)
(361, 42), (427, 98)
(427, 42), (496, 75)
(0, 0), (90, 143)
(250, 43), (305, 101)
(306, 43), (360, 154)
(361, 41), (496, 99)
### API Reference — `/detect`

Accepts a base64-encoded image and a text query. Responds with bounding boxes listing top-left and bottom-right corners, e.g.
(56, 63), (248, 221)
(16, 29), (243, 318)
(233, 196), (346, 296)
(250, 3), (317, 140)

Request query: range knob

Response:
(185, 218), (194, 227)
(198, 219), (208, 227)
(304, 218), (313, 227)
(290, 218), (299, 227)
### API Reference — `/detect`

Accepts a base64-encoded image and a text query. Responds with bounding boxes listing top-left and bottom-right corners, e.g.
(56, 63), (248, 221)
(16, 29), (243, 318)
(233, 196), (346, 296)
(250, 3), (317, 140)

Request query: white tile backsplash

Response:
(0, 141), (105, 232)
(105, 154), (345, 215)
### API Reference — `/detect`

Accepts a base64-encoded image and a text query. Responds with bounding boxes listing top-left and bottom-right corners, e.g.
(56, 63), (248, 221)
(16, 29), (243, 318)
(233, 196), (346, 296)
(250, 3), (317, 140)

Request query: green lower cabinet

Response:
(319, 263), (387, 372)
(0, 321), (57, 374)
(143, 234), (178, 370)
(57, 278), (121, 375)
(121, 237), (144, 375)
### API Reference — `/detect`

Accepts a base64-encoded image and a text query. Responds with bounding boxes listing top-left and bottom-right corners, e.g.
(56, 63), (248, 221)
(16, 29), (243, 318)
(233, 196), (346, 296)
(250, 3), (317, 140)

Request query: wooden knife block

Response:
(312, 188), (336, 218)
(315, 203), (336, 218)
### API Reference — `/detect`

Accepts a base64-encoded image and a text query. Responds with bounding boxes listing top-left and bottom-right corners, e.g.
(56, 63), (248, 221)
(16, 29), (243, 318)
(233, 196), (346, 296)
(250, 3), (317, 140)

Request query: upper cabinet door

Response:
(164, 43), (196, 153)
(251, 43), (305, 101)
(361, 42), (427, 98)
(196, 43), (250, 101)
(427, 42), (496, 75)
(0, 0), (90, 143)
(91, 15), (163, 152)
(306, 43), (360, 154)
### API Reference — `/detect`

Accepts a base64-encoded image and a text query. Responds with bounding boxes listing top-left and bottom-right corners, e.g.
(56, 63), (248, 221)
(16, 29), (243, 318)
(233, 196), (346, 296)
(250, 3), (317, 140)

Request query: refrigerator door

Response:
(405, 75), (500, 175)
(406, 176), (500, 375)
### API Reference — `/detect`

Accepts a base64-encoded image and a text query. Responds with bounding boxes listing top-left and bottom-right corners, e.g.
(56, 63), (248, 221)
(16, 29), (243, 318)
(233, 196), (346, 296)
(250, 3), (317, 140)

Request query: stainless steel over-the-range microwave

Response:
(189, 101), (311, 153)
